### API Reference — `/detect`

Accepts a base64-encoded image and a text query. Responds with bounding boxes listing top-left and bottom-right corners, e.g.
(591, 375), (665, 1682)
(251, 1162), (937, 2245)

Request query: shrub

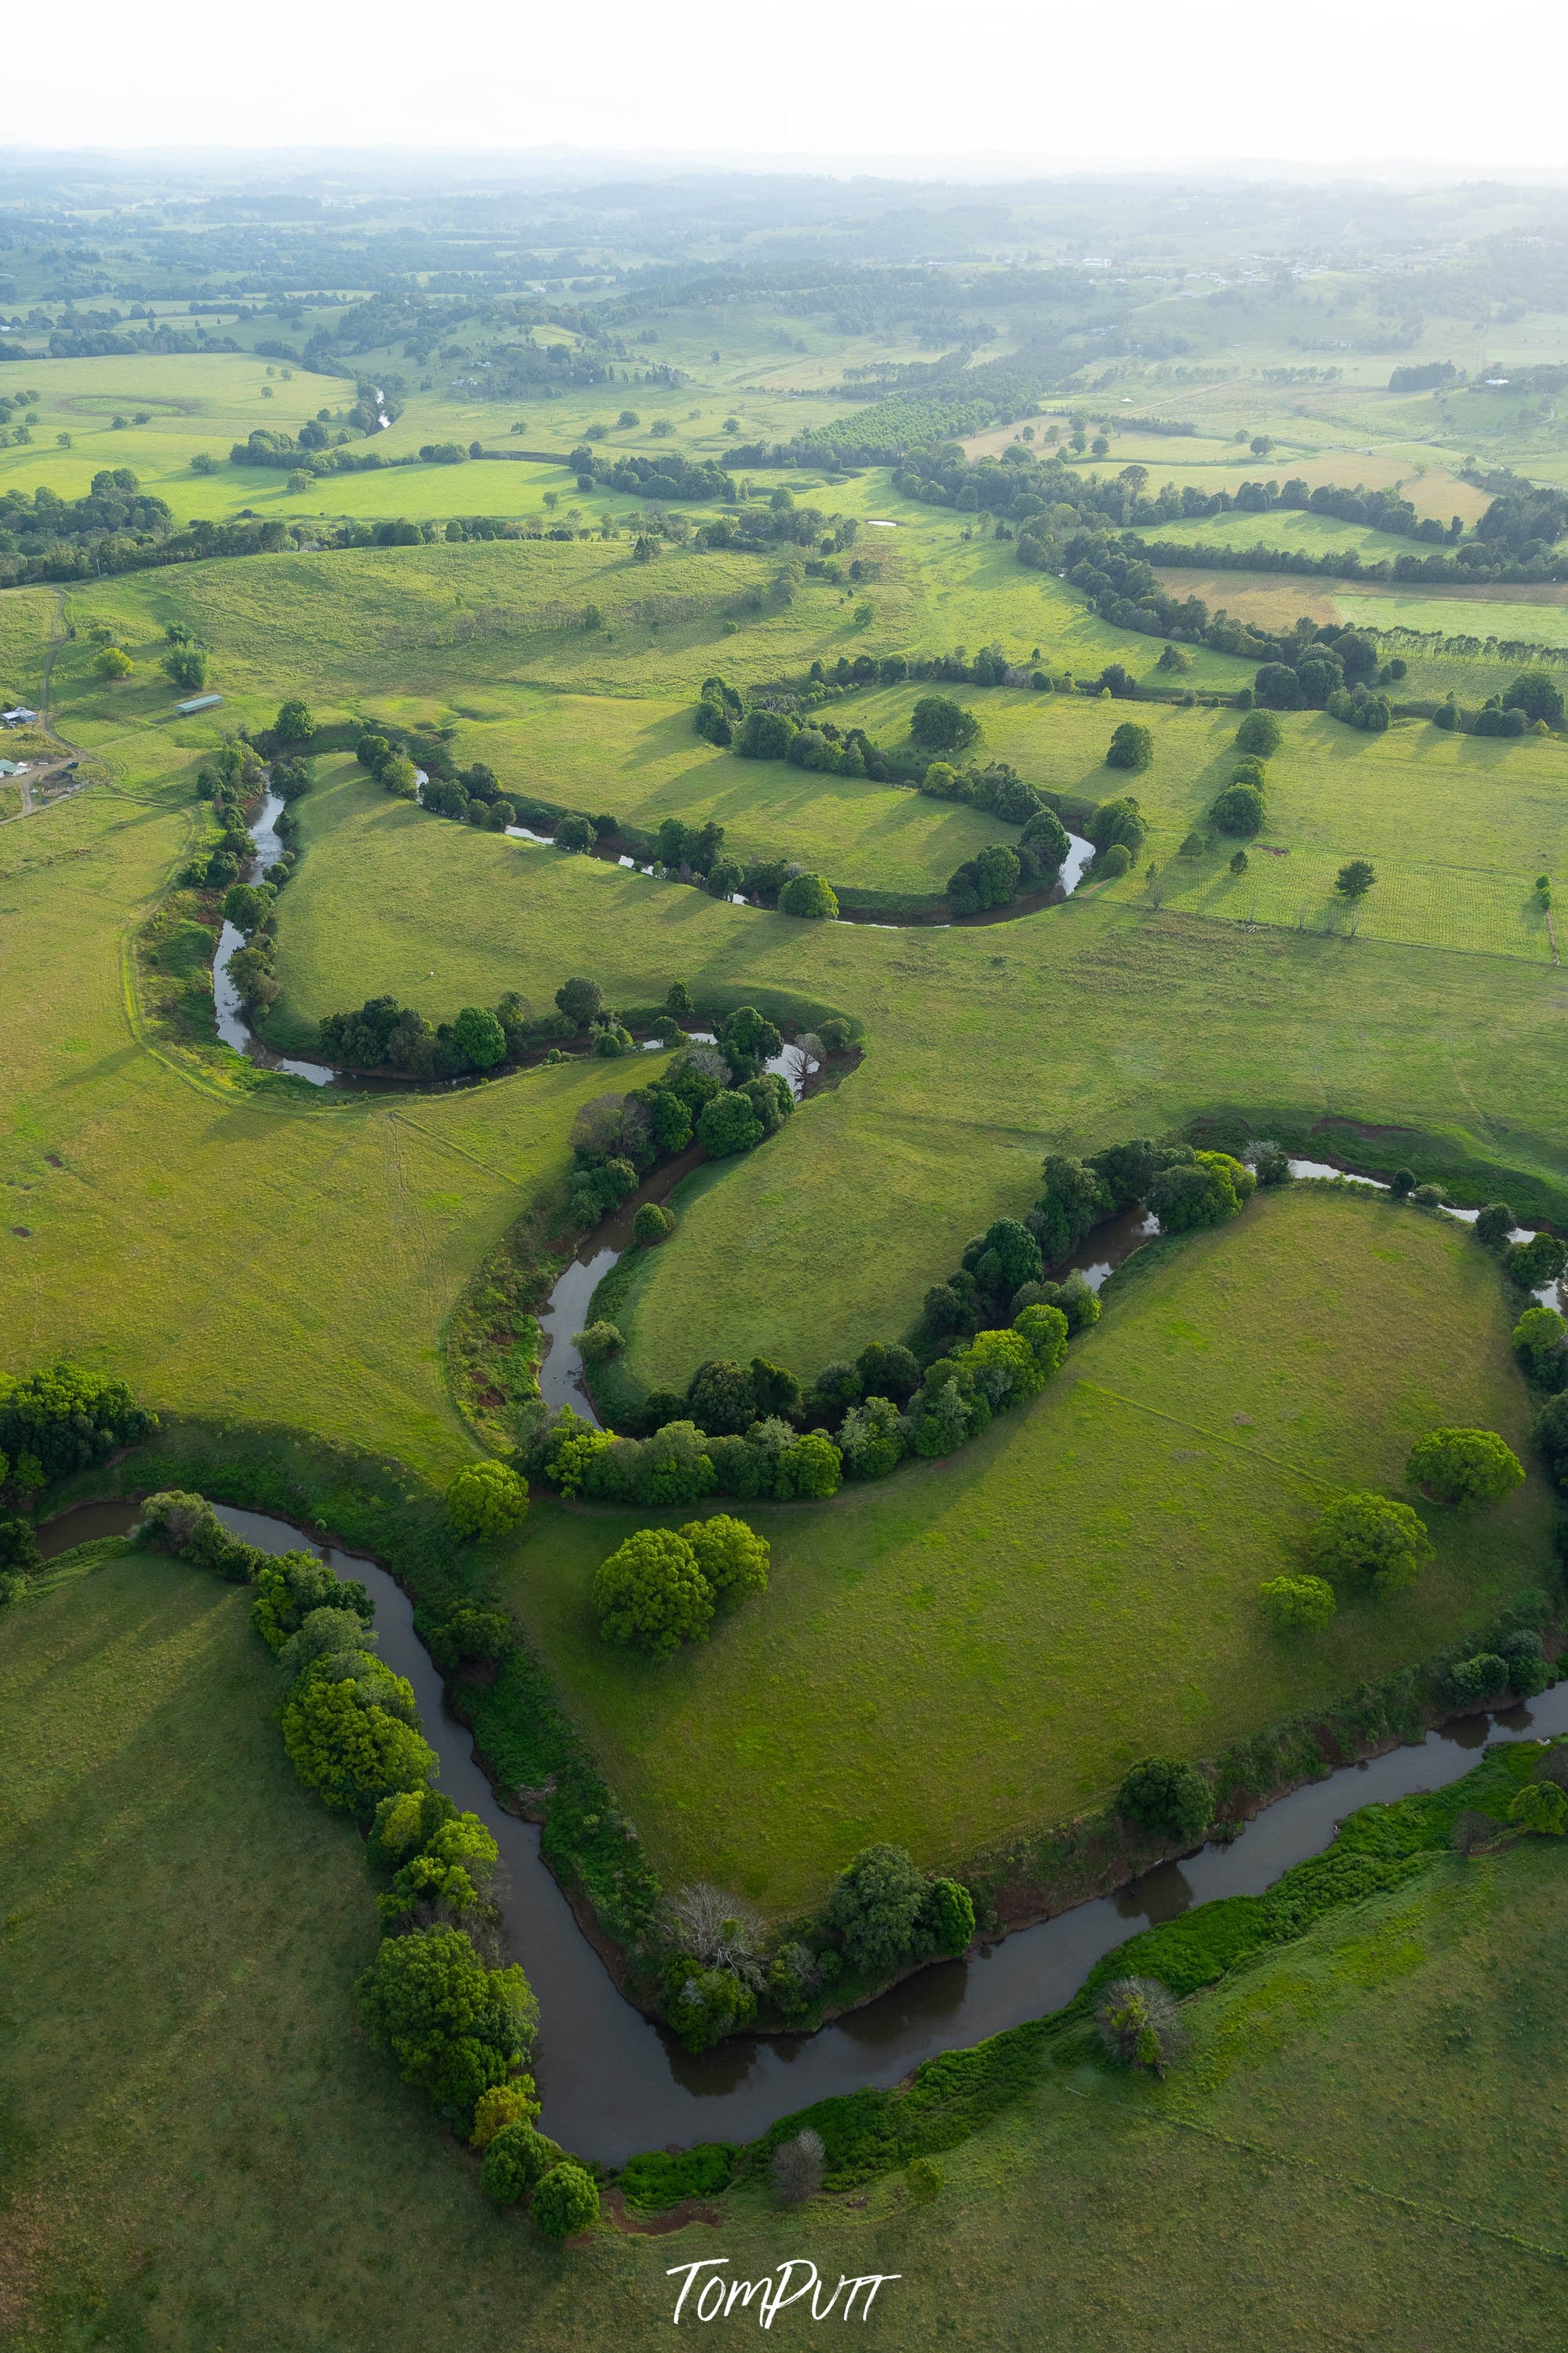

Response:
(686, 1358), (758, 1435)
(282, 1668), (436, 1816)
(828, 1844), (930, 1973)
(664, 1961), (756, 2051)
(1086, 796), (1145, 857)
(1253, 662), (1303, 710)
(1013, 1302), (1071, 1376)
(575, 1320), (623, 1364)
(920, 1876), (976, 1955)
(359, 1924), (537, 2115)
(769, 2129), (826, 2205)
(471, 2075), (544, 2149)
(904, 2156), (944, 2202)
(1504, 1233), (1568, 1291)
(678, 1513), (769, 1604)
(1475, 1201), (1515, 1248)
(1533, 1391), (1568, 1488)
(1308, 1491), (1431, 1594)
(620, 2144), (736, 2212)
(1117, 1757), (1213, 1844)
(1514, 1304), (1567, 1379)
(1444, 1652), (1509, 1706)
(957, 1327), (1046, 1408)
(594, 1528), (714, 1657)
(839, 1395), (908, 1479)
(451, 1006), (506, 1069)
(1210, 782), (1265, 837)
(1235, 709), (1282, 757)
(778, 872), (839, 920)
(251, 1550), (373, 1651)
(1406, 1427), (1525, 1506)
(642, 1419), (719, 1506)
(784, 1430), (842, 1497)
(634, 1201), (675, 1245)
(1096, 1976), (1187, 2074)
(481, 2120), (561, 2203)
(1106, 720), (1153, 771)
(1259, 1575), (1337, 1632)
(1149, 1149), (1253, 1234)
(697, 1091), (765, 1157)
(1509, 1782), (1568, 1835)
(1097, 842), (1131, 878)
(855, 1340), (922, 1403)
(446, 1460), (528, 1540)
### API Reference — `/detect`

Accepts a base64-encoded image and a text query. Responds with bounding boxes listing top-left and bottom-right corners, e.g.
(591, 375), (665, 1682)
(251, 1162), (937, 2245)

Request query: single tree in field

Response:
(910, 695), (980, 753)
(1406, 1426), (1524, 1506)
(1106, 719), (1153, 771)
(1097, 1976), (1187, 2074)
(1336, 859), (1376, 898)
(1308, 1491), (1430, 1593)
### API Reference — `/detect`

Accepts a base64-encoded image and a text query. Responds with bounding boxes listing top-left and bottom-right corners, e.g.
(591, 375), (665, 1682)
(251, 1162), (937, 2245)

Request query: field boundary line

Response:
(387, 1109), (522, 1186)
(1071, 1379), (1337, 1489)
(1061, 2085), (1568, 2267)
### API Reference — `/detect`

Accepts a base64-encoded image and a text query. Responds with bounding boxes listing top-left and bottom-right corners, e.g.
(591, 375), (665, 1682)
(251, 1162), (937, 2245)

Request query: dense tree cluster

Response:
(0, 1360), (157, 1488)
(136, 1477), (581, 2208)
(571, 444), (733, 502)
(0, 467), (173, 562)
(591, 1513), (770, 1656)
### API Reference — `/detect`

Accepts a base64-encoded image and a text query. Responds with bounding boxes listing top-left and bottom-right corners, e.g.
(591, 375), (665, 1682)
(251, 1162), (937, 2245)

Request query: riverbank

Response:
(31, 1358), (1563, 2165)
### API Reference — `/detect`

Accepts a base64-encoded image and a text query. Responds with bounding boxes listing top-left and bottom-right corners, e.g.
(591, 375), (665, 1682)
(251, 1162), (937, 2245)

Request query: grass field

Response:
(1137, 506), (1455, 567)
(8, 1537), (1568, 2351)
(0, 762), (668, 1476)
(495, 1186), (1549, 1909)
(238, 723), (1568, 1392)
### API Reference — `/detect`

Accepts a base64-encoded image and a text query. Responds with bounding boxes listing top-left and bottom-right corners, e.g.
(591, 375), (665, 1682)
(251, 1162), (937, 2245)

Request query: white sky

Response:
(8, 0), (1568, 173)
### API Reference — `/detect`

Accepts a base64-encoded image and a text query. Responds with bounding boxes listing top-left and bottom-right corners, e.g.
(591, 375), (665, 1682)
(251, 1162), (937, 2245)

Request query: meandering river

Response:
(39, 1495), (1568, 2165)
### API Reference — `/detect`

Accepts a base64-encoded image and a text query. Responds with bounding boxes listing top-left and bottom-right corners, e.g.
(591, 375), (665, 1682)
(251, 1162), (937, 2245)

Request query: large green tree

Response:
(593, 1528), (715, 1657)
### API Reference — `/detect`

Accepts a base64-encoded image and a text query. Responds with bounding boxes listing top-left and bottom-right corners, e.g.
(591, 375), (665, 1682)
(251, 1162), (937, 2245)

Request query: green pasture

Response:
(499, 1186), (1548, 1910)
(248, 696), (1568, 1389)
(786, 685), (1568, 916)
(0, 758), (656, 1477)
(49, 537), (928, 719)
(1334, 588), (1568, 650)
(42, 523), (1250, 748)
(289, 737), (1006, 910)
(1141, 506), (1465, 566)
(0, 585), (56, 706)
(9, 1544), (1568, 2351)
